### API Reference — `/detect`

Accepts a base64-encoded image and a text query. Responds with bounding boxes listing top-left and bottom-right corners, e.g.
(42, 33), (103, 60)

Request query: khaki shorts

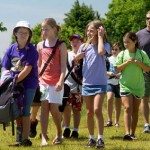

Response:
(144, 73), (150, 97)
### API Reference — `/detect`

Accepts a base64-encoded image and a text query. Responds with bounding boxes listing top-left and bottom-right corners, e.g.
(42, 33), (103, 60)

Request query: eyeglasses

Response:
(146, 17), (150, 20)
(112, 48), (118, 51)
(17, 32), (29, 36)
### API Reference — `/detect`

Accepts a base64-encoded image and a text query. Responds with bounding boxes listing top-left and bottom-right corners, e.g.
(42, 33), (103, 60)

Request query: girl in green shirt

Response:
(114, 32), (150, 140)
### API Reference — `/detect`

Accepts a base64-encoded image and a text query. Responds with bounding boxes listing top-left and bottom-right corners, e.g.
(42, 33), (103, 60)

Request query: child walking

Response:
(1, 20), (39, 146)
(114, 32), (150, 140)
(62, 34), (83, 139)
(105, 42), (122, 127)
(38, 18), (67, 146)
(75, 20), (110, 148)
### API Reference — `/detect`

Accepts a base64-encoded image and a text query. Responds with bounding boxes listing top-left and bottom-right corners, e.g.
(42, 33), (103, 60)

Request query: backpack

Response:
(0, 77), (22, 135)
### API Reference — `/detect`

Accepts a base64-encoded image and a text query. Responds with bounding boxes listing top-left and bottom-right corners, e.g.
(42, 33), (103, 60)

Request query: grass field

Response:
(1, 99), (150, 150)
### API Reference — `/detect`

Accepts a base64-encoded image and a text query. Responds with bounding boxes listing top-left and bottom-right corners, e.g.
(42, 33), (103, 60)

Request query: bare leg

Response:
(40, 101), (49, 145)
(122, 95), (133, 135)
(72, 108), (81, 129)
(50, 103), (62, 138)
(131, 97), (141, 135)
(106, 92), (114, 124)
(114, 97), (122, 124)
(83, 95), (94, 136)
(30, 106), (40, 121)
(63, 105), (71, 128)
(141, 96), (149, 124)
(94, 93), (105, 135)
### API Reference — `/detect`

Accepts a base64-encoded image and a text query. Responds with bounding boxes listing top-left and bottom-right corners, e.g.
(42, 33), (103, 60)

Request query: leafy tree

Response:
(0, 22), (7, 32)
(103, 0), (150, 46)
(31, 24), (42, 45)
(61, 0), (101, 48)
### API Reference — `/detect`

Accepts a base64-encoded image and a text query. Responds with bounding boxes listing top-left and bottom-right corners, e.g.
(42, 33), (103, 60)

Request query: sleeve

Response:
(114, 51), (124, 67)
(25, 44), (39, 67)
(77, 43), (85, 53)
(142, 50), (150, 66)
(1, 47), (12, 70)
(104, 42), (111, 56)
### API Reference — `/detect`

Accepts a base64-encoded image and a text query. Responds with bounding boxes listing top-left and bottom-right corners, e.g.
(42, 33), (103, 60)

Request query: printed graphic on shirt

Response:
(11, 57), (25, 72)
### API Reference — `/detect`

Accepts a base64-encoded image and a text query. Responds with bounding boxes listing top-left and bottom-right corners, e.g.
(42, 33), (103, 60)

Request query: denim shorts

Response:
(82, 85), (107, 96)
(107, 84), (120, 98)
(22, 88), (36, 116)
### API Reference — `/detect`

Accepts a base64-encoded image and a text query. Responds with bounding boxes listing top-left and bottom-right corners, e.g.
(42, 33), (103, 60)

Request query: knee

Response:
(94, 108), (102, 116)
(86, 110), (94, 118)
(124, 106), (131, 114)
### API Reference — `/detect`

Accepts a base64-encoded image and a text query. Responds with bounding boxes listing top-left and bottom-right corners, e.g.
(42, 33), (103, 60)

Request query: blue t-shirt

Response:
(1, 42), (39, 89)
(78, 42), (110, 85)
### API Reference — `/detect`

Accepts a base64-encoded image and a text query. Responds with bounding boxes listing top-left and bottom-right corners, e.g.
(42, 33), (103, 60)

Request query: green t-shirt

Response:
(114, 49), (150, 98)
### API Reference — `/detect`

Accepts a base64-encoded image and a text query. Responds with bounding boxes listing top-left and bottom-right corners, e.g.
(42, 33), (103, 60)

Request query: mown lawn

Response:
(1, 99), (150, 150)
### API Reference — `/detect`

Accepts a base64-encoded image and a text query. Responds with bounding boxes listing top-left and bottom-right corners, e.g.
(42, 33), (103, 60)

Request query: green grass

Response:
(1, 100), (150, 150)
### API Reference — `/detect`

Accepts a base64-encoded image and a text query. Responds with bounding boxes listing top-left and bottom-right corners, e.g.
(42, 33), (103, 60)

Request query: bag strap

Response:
(65, 54), (82, 85)
(39, 40), (64, 77)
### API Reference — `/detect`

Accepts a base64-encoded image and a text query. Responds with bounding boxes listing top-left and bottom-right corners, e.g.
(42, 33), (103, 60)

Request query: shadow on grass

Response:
(109, 135), (123, 140)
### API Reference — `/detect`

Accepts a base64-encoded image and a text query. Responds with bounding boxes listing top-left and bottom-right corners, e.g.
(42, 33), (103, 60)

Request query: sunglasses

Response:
(112, 48), (118, 51)
(146, 17), (150, 20)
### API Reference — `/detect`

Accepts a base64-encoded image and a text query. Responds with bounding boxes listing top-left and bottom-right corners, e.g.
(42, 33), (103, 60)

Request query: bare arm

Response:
(97, 26), (107, 55)
(55, 42), (67, 91)
(114, 58), (134, 72)
(37, 41), (43, 74)
(134, 59), (150, 72)
(16, 65), (32, 83)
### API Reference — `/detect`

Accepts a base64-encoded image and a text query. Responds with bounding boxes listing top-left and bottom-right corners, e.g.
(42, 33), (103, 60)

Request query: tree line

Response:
(1, 0), (150, 50)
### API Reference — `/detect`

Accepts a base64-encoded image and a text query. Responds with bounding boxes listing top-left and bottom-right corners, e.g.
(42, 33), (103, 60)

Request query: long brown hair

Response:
(85, 20), (108, 43)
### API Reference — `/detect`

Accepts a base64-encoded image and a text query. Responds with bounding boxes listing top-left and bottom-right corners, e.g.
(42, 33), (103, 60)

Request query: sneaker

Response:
(70, 131), (79, 139)
(86, 138), (96, 147)
(29, 119), (38, 138)
(123, 134), (133, 141)
(143, 125), (150, 133)
(8, 142), (22, 147)
(63, 128), (71, 138)
(52, 137), (62, 145)
(130, 134), (137, 140)
(105, 121), (113, 127)
(22, 139), (32, 147)
(95, 138), (105, 148)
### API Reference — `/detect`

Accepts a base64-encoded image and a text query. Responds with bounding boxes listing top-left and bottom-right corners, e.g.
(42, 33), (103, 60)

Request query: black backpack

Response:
(0, 77), (23, 135)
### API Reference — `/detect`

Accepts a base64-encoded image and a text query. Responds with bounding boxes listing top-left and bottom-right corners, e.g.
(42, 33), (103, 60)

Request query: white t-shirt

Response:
(65, 51), (82, 93)
(107, 55), (120, 85)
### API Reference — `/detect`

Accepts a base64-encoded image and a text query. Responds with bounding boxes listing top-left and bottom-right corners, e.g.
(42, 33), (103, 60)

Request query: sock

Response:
(72, 128), (78, 132)
(89, 135), (96, 140)
(64, 126), (70, 129)
(98, 135), (103, 140)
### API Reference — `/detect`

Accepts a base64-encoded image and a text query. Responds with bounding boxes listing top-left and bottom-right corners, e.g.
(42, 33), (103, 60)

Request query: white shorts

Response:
(40, 84), (64, 104)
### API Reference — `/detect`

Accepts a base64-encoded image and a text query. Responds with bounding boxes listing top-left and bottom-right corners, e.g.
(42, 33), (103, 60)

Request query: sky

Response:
(0, 0), (112, 58)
